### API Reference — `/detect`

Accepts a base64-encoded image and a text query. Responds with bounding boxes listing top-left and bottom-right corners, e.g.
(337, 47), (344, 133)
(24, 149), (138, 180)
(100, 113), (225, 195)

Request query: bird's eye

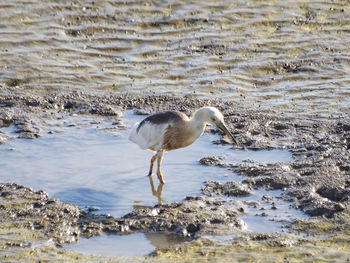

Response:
(211, 118), (216, 122)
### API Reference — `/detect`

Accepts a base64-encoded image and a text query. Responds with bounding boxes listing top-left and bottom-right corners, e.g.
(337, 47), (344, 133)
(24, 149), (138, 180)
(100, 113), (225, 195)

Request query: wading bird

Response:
(129, 107), (238, 184)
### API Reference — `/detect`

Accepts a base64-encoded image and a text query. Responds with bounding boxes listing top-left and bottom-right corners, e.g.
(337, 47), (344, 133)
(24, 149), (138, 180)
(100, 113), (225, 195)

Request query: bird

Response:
(129, 107), (238, 184)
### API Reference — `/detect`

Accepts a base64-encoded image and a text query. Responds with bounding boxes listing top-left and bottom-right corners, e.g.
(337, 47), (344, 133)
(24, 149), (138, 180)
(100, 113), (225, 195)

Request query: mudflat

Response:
(0, 89), (349, 262)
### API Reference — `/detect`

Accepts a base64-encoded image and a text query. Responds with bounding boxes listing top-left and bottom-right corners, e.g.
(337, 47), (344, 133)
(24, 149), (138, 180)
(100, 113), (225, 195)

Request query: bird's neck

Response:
(187, 117), (206, 141)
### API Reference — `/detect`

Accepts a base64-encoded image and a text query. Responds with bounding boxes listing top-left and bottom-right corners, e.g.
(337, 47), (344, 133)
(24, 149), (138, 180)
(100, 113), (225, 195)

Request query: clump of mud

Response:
(202, 180), (252, 197)
(80, 196), (244, 239)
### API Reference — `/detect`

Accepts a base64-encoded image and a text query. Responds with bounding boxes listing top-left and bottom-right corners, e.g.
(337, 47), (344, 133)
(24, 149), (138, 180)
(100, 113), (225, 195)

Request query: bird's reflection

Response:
(132, 176), (165, 210)
(144, 232), (186, 249)
(148, 176), (165, 205)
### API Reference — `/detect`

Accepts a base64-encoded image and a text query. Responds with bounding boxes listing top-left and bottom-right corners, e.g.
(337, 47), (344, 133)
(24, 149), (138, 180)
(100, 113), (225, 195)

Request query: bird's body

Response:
(130, 111), (205, 152)
(129, 107), (237, 184)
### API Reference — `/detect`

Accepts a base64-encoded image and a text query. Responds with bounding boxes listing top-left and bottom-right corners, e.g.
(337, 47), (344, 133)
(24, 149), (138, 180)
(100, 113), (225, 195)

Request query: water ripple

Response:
(1, 0), (350, 119)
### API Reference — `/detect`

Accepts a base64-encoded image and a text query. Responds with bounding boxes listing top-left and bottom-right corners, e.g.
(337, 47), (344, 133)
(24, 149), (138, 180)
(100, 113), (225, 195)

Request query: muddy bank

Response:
(1, 89), (350, 261)
(79, 195), (244, 240)
(0, 183), (117, 262)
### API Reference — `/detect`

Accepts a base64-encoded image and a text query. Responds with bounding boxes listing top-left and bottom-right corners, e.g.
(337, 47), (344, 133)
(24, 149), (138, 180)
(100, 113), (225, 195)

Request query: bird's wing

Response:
(129, 111), (188, 151)
(129, 120), (169, 151)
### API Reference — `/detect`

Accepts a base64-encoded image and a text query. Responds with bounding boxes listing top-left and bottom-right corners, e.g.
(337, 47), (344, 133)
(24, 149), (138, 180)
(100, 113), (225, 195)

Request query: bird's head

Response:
(195, 107), (238, 146)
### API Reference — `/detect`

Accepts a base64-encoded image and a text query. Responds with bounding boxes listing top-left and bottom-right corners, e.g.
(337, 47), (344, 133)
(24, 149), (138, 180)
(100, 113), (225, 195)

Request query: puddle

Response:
(0, 111), (292, 217)
(64, 232), (186, 258)
(0, 111), (304, 257)
(239, 189), (307, 233)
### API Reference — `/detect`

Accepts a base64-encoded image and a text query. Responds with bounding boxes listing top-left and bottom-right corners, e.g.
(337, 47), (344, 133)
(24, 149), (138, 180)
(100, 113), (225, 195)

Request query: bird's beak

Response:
(217, 121), (239, 146)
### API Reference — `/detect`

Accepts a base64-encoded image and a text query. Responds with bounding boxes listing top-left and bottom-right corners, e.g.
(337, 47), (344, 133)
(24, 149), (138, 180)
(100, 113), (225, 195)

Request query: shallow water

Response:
(1, 0), (350, 119)
(64, 232), (186, 258)
(0, 111), (291, 216)
(0, 111), (307, 257)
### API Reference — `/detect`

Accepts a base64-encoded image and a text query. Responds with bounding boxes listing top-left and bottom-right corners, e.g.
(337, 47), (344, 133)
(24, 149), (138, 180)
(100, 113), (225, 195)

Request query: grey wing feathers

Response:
(137, 111), (185, 133)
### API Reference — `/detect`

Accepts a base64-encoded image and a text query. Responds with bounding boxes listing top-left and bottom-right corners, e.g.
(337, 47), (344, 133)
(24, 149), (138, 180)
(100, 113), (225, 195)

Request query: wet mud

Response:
(0, 89), (350, 261)
(80, 195), (244, 239)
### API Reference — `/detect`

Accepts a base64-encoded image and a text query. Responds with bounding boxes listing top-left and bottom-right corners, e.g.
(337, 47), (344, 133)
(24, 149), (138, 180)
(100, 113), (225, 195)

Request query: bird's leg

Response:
(148, 154), (157, 177)
(156, 150), (165, 184)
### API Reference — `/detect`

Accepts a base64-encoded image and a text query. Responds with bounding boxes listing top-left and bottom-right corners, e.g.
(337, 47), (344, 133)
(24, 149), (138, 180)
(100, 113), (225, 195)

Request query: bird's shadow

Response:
(148, 176), (165, 205)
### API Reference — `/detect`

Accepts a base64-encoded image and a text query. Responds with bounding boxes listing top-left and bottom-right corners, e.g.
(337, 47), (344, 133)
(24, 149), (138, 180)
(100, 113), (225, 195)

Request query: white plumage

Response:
(129, 107), (237, 184)
(129, 121), (169, 151)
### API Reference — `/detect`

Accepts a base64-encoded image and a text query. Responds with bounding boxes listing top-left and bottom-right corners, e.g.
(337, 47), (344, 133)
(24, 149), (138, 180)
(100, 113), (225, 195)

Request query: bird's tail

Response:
(128, 122), (140, 143)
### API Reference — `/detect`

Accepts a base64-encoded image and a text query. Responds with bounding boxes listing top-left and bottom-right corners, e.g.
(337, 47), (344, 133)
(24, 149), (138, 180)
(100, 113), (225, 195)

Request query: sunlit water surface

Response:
(0, 111), (307, 257)
(1, 0), (350, 119)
